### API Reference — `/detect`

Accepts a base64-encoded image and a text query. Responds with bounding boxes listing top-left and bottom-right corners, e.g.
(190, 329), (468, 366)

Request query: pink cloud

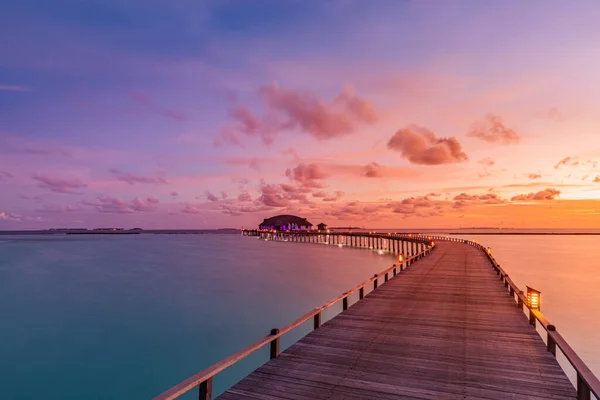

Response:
(238, 191), (252, 202)
(130, 89), (188, 122)
(219, 84), (378, 146)
(453, 192), (505, 205)
(261, 83), (377, 140)
(110, 169), (167, 185)
(528, 173), (542, 180)
(363, 162), (382, 178)
(478, 158), (495, 166)
(387, 125), (468, 165)
(468, 114), (520, 144)
(182, 205), (201, 214)
(594, 176), (600, 183)
(83, 196), (159, 213)
(205, 191), (219, 202)
(170, 191), (179, 198)
(285, 163), (328, 188)
(554, 156), (578, 169)
(33, 174), (88, 194)
(0, 211), (21, 221)
(511, 188), (561, 201)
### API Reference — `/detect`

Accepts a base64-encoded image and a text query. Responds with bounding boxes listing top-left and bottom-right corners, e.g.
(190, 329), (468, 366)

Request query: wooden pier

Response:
(155, 232), (600, 400)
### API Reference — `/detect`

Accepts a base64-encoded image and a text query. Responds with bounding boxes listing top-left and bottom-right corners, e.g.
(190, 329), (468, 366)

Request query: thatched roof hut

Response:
(259, 215), (313, 230)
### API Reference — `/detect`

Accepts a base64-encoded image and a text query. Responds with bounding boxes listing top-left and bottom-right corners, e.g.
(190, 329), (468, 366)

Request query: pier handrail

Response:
(154, 242), (436, 400)
(449, 237), (600, 400)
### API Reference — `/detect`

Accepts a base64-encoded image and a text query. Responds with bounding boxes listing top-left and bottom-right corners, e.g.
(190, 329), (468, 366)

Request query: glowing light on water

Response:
(338, 244), (343, 248)
(377, 250), (384, 255)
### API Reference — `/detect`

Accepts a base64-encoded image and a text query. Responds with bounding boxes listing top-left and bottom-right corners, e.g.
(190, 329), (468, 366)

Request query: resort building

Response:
(258, 215), (313, 231)
(317, 223), (328, 231)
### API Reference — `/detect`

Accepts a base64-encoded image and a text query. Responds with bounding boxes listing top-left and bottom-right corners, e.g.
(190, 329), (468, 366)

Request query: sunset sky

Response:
(2, 0), (600, 229)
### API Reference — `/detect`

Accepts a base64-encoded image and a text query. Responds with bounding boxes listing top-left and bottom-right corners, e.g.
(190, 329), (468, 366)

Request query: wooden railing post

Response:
(270, 328), (280, 359)
(314, 312), (321, 329)
(518, 291), (524, 309)
(384, 272), (388, 282)
(547, 325), (556, 356)
(373, 274), (378, 289)
(529, 309), (536, 327)
(359, 287), (364, 299)
(577, 374), (591, 400)
(199, 378), (213, 400)
(343, 296), (348, 311)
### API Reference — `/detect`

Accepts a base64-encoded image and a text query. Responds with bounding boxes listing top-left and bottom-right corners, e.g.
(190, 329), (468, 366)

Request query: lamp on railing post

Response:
(398, 254), (404, 271)
(527, 286), (541, 326)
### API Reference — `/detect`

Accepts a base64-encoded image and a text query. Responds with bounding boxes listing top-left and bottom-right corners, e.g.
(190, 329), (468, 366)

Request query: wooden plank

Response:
(219, 241), (577, 400)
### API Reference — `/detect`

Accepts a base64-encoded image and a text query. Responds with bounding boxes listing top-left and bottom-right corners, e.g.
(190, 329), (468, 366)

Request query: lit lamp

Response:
(527, 286), (541, 311)
(486, 247), (492, 255)
(398, 254), (404, 263)
(430, 241), (435, 246)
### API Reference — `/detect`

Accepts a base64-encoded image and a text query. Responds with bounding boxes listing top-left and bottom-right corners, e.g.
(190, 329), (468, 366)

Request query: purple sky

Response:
(2, 1), (600, 229)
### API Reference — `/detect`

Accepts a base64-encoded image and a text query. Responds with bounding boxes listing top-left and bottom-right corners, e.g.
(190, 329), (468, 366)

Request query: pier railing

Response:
(438, 235), (600, 400)
(153, 240), (436, 400)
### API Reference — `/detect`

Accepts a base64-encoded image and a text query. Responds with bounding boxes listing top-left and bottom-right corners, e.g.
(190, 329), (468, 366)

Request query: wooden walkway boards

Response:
(219, 241), (576, 400)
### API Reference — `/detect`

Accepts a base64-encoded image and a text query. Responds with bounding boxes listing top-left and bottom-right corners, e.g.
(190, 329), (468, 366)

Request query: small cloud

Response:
(387, 125), (468, 165)
(554, 157), (579, 169)
(83, 196), (159, 213)
(182, 205), (201, 214)
(363, 162), (382, 178)
(286, 163), (328, 188)
(528, 173), (542, 180)
(238, 191), (252, 202)
(0, 211), (21, 221)
(467, 114), (520, 144)
(33, 174), (87, 194)
(110, 169), (167, 185)
(220, 191), (228, 199)
(511, 188), (560, 201)
(205, 191), (219, 202)
(0, 84), (32, 92)
(478, 158), (495, 166)
(170, 191), (179, 198)
(594, 176), (600, 183)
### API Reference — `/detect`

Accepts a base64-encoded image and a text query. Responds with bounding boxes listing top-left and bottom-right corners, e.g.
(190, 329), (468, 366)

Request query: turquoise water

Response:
(2, 233), (599, 399)
(0, 234), (395, 399)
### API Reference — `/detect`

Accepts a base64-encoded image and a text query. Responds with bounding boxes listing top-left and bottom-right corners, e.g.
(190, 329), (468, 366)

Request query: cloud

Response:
(467, 114), (520, 144)
(229, 106), (277, 145)
(131, 196), (159, 212)
(452, 192), (505, 205)
(33, 175), (87, 194)
(36, 204), (82, 213)
(321, 191), (345, 202)
(528, 173), (542, 180)
(478, 158), (495, 166)
(511, 188), (561, 201)
(0, 84), (32, 92)
(594, 176), (600, 183)
(130, 89), (188, 122)
(387, 125), (468, 165)
(261, 83), (377, 140)
(220, 191), (228, 199)
(285, 163), (328, 188)
(238, 191), (252, 202)
(170, 191), (179, 198)
(205, 191), (219, 202)
(0, 171), (13, 181)
(554, 157), (578, 169)
(83, 196), (159, 213)
(182, 205), (201, 214)
(0, 211), (21, 221)
(110, 169), (167, 185)
(363, 162), (382, 177)
(219, 84), (378, 146)
(0, 135), (73, 157)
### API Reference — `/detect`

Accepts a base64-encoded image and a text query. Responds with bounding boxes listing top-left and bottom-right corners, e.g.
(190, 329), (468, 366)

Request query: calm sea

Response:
(0, 233), (598, 399)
